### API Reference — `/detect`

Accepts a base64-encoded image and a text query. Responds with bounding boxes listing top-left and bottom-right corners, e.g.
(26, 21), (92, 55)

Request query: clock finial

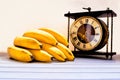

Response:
(83, 7), (91, 12)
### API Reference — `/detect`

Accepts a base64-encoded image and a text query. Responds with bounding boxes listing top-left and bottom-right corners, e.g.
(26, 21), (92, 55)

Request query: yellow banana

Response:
(7, 46), (33, 62)
(23, 29), (58, 46)
(14, 36), (42, 49)
(28, 49), (53, 62)
(56, 43), (75, 61)
(39, 27), (68, 46)
(42, 43), (66, 62)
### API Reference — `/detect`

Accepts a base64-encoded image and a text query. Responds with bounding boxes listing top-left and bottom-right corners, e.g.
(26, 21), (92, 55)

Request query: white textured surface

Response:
(0, 52), (120, 80)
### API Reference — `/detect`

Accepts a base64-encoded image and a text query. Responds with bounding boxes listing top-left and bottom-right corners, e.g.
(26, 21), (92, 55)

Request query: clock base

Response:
(72, 51), (116, 60)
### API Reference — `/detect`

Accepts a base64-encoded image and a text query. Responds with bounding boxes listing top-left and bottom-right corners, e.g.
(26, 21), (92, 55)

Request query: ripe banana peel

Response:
(56, 43), (75, 61)
(28, 49), (53, 62)
(14, 36), (42, 49)
(42, 43), (66, 62)
(39, 27), (68, 46)
(23, 29), (58, 46)
(7, 46), (33, 62)
(7, 27), (75, 63)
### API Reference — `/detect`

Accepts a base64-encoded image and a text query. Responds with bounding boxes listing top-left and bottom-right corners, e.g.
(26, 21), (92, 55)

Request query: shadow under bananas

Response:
(0, 52), (8, 57)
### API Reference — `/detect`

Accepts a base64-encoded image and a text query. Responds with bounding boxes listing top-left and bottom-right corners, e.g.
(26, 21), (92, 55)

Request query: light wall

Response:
(0, 0), (119, 53)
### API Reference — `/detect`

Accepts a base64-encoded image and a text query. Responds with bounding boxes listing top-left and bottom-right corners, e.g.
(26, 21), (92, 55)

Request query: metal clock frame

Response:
(64, 8), (117, 59)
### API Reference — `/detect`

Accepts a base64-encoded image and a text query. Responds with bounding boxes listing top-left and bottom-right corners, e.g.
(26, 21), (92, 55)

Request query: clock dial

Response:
(70, 16), (108, 51)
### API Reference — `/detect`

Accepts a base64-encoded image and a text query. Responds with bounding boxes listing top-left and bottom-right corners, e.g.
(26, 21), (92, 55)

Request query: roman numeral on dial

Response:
(77, 42), (81, 46)
(70, 32), (77, 36)
(83, 44), (86, 48)
(94, 26), (99, 29)
(91, 21), (94, 24)
(94, 39), (97, 42)
(85, 19), (89, 24)
(73, 37), (77, 41)
(95, 33), (100, 35)
(79, 20), (83, 24)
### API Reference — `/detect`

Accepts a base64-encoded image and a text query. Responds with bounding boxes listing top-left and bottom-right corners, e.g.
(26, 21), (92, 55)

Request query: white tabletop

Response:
(0, 52), (120, 80)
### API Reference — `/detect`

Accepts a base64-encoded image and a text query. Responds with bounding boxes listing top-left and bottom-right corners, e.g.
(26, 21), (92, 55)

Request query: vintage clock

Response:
(64, 8), (117, 59)
(70, 16), (108, 51)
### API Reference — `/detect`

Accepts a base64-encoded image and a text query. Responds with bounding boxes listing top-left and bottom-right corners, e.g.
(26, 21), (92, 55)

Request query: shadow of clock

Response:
(75, 55), (107, 60)
(75, 53), (120, 61)
(74, 53), (112, 60)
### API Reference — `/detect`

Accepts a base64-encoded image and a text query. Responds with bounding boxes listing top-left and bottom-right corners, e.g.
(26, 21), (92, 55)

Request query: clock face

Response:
(70, 16), (103, 51)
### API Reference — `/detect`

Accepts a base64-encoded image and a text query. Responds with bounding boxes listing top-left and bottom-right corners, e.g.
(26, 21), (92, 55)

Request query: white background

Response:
(0, 0), (119, 53)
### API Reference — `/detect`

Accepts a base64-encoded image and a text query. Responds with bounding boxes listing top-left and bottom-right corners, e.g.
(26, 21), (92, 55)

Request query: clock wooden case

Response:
(64, 8), (117, 59)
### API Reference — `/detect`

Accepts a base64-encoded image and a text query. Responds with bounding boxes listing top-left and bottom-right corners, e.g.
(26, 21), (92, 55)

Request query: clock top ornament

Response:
(64, 7), (117, 59)
(65, 7), (116, 19)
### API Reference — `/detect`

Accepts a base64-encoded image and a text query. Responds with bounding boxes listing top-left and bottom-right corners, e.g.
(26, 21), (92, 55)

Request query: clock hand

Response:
(77, 32), (88, 42)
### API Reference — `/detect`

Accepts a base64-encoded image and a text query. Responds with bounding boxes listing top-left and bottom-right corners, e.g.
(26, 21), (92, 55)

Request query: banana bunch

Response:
(7, 27), (74, 62)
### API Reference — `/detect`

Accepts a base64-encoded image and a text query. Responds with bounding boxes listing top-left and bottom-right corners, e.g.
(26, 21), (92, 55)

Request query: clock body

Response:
(70, 16), (109, 51)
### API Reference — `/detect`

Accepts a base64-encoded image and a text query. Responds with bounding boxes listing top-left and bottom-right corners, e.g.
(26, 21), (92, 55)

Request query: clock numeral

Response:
(74, 25), (78, 28)
(85, 19), (89, 24)
(73, 37), (77, 41)
(90, 43), (92, 47)
(95, 33), (100, 35)
(79, 20), (83, 25)
(83, 44), (86, 48)
(77, 42), (81, 46)
(94, 26), (99, 29)
(94, 39), (97, 42)
(91, 21), (94, 25)
(72, 32), (77, 34)
(70, 32), (77, 36)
